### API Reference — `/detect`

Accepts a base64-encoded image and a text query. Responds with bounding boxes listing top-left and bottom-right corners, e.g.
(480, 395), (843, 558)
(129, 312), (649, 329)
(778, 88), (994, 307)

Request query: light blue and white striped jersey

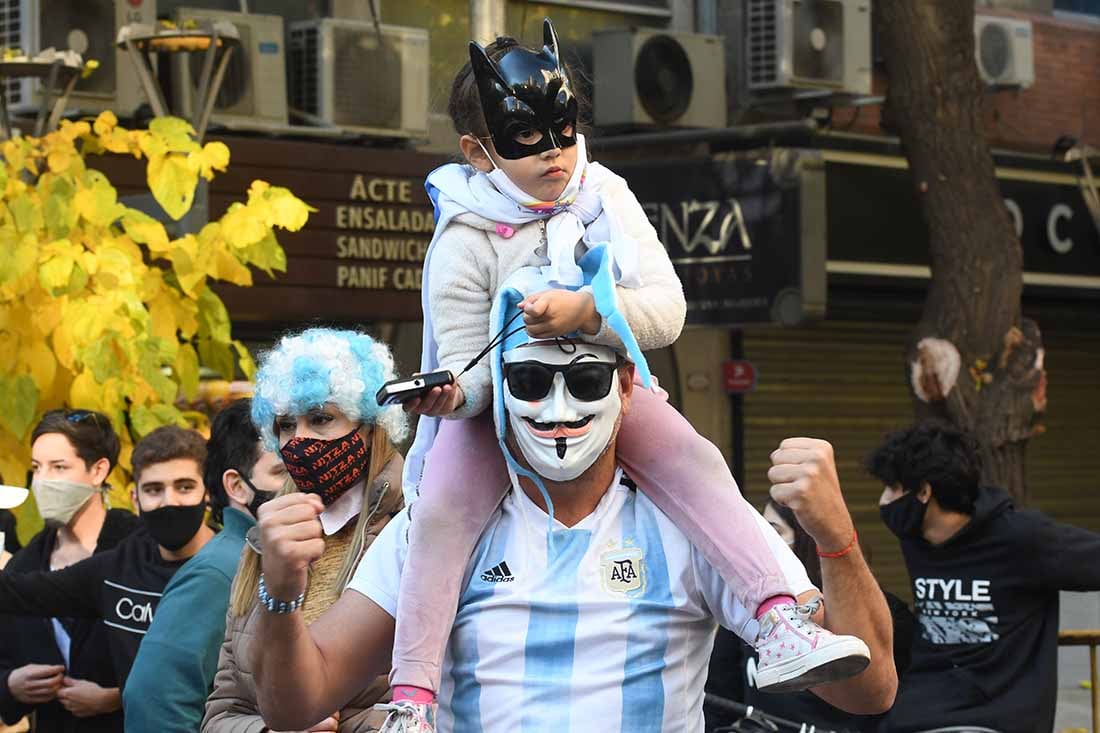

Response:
(349, 468), (814, 733)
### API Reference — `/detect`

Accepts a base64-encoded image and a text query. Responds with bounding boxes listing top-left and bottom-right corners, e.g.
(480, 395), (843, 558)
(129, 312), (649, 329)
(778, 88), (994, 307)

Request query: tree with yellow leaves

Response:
(1, 112), (312, 538)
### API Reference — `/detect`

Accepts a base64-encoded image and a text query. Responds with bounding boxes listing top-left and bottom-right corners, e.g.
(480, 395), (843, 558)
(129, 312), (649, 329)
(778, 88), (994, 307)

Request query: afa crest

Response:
(601, 544), (645, 594)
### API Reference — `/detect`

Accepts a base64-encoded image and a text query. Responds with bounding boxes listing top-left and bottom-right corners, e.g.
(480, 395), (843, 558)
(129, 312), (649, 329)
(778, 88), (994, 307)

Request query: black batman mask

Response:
(469, 18), (579, 161)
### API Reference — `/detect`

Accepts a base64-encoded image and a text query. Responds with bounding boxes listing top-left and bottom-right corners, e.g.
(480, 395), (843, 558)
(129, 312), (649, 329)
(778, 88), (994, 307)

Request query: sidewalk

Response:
(1056, 591), (1100, 732)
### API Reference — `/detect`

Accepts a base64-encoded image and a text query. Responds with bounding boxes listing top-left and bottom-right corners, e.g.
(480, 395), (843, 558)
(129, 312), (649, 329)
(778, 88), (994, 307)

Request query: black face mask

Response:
(140, 502), (207, 551)
(880, 491), (929, 539)
(240, 473), (276, 517)
(469, 18), (578, 160)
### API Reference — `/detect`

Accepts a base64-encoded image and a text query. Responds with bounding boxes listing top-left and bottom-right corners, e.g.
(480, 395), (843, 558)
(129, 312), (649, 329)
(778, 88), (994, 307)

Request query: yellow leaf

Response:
(219, 202), (268, 248)
(231, 339), (256, 380)
(21, 339), (57, 394)
(121, 210), (170, 251)
(73, 179), (122, 227)
(147, 153), (196, 220)
(189, 141), (230, 180)
(0, 374), (38, 439)
(214, 248), (253, 285)
(70, 370), (104, 412)
(149, 117), (198, 152)
(264, 186), (314, 231)
(93, 110), (118, 136)
(38, 252), (75, 292)
(24, 289), (63, 335)
(47, 149), (73, 173)
(57, 120), (91, 142)
(51, 319), (76, 369)
(177, 343), (200, 399)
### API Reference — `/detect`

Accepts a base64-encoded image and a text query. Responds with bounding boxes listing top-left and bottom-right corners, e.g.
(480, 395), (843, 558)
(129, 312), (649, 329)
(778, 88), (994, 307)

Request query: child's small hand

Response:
(403, 381), (466, 417)
(520, 290), (602, 339)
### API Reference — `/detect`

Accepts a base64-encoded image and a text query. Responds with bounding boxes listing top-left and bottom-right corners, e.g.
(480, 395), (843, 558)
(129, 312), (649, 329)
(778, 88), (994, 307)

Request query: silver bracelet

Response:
(258, 573), (305, 614)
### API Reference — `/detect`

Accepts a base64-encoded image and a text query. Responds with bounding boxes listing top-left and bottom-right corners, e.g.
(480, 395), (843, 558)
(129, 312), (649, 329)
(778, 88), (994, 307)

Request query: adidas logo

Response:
(480, 561), (515, 583)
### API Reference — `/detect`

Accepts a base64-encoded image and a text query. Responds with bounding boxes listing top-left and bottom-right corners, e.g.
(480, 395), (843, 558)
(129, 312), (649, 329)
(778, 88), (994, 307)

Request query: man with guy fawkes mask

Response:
(246, 269), (899, 733)
(0, 424), (215, 721)
(869, 420), (1100, 733)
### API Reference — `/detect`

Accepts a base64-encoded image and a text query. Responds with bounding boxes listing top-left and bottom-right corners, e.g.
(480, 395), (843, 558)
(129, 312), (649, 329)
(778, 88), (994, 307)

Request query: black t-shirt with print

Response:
(0, 526), (185, 687)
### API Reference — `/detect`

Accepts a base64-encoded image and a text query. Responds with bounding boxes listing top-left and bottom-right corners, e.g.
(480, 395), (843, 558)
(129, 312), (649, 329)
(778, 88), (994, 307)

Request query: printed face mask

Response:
(503, 341), (622, 482)
(140, 502), (207, 551)
(31, 478), (100, 525)
(469, 19), (578, 161)
(880, 490), (929, 539)
(279, 426), (370, 506)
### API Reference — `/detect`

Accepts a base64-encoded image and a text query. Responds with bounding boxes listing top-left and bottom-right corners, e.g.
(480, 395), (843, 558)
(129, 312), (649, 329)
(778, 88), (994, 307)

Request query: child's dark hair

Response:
(865, 419), (982, 514)
(447, 36), (591, 139)
(31, 409), (120, 473)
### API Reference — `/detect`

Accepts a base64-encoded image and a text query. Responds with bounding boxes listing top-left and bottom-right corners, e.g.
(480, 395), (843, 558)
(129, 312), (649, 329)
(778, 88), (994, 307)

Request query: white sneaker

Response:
(753, 598), (871, 693)
(375, 700), (436, 733)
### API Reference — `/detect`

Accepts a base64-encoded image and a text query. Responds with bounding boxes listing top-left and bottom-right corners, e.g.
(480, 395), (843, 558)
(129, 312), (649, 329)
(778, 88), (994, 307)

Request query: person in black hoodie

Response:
(869, 420), (1100, 733)
(1, 410), (139, 733)
(0, 424), (216, 712)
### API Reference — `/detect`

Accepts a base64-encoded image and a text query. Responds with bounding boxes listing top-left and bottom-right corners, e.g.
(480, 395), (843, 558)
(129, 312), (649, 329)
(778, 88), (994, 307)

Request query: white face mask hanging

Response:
(475, 134), (589, 211)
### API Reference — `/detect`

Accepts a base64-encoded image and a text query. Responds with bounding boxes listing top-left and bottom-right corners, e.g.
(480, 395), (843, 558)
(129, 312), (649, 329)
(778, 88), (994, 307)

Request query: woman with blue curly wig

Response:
(202, 328), (407, 733)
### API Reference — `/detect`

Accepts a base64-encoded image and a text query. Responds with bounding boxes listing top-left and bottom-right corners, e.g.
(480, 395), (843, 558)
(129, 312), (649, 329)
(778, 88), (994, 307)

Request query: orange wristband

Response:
(817, 528), (858, 559)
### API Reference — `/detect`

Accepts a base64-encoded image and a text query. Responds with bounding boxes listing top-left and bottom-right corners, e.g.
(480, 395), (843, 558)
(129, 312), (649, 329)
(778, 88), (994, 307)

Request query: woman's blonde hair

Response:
(229, 425), (397, 618)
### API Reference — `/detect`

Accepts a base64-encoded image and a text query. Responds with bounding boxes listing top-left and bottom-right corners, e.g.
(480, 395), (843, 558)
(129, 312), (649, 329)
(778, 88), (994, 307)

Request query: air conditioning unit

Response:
(593, 29), (725, 129)
(0, 0), (156, 117)
(288, 19), (429, 139)
(746, 0), (871, 95)
(171, 8), (288, 130)
(975, 15), (1034, 89)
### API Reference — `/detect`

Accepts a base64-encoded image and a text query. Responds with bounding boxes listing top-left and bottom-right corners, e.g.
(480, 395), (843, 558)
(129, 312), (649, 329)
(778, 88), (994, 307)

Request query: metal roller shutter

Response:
(741, 321), (1100, 602)
(742, 321), (924, 600)
(1025, 328), (1100, 532)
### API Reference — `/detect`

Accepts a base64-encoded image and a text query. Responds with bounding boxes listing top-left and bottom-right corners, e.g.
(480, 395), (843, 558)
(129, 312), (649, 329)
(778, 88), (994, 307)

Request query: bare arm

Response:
(249, 493), (395, 731)
(253, 590), (394, 731)
(769, 437), (898, 714)
(805, 546), (896, 713)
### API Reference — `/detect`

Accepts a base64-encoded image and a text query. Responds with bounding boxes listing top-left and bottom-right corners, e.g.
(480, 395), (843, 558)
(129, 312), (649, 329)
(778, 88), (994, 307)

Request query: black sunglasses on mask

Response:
(503, 359), (622, 402)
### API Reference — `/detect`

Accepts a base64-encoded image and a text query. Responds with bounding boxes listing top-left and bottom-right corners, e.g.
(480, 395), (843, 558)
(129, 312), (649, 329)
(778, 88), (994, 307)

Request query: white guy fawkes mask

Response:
(502, 341), (623, 482)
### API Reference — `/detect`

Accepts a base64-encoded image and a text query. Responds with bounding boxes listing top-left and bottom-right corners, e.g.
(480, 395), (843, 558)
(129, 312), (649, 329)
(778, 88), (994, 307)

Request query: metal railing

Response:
(1059, 629), (1100, 732)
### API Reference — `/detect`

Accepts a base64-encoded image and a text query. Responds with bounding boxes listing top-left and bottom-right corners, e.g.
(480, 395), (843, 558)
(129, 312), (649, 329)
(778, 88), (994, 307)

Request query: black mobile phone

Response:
(375, 370), (455, 407)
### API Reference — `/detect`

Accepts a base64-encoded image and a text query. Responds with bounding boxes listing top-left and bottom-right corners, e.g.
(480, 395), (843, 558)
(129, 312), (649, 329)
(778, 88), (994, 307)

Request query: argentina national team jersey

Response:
(349, 468), (814, 733)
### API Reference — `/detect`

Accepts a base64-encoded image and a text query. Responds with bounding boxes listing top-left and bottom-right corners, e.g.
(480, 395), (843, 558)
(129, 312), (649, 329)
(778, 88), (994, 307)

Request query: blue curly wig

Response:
(250, 328), (408, 450)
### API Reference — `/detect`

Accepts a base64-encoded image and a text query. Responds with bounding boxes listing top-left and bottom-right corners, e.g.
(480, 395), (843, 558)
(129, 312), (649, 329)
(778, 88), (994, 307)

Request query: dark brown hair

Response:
(131, 426), (208, 484)
(31, 409), (120, 472)
(447, 36), (592, 140)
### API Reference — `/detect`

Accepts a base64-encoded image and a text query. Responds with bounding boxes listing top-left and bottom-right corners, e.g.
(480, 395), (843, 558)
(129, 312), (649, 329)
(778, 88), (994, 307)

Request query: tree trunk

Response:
(876, 0), (1046, 503)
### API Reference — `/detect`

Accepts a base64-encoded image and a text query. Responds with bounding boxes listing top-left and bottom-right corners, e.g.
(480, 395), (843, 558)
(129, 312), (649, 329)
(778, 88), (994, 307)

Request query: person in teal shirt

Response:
(123, 399), (287, 733)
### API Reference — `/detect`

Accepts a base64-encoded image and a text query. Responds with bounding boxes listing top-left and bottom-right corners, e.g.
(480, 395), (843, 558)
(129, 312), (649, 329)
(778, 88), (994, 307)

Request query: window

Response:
(1055, 0), (1100, 16)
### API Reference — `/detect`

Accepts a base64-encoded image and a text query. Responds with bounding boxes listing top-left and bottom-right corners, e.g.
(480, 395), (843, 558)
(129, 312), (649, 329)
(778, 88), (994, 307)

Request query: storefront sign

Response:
(826, 156), (1100, 289)
(723, 360), (757, 393)
(614, 151), (826, 326)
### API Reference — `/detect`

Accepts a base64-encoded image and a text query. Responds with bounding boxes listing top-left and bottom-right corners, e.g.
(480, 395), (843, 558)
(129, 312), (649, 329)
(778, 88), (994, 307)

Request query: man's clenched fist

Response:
(767, 437), (856, 554)
(257, 493), (326, 600)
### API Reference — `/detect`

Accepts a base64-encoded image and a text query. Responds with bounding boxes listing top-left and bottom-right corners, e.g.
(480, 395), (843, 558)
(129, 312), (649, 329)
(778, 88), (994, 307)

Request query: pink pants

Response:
(392, 387), (797, 691)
